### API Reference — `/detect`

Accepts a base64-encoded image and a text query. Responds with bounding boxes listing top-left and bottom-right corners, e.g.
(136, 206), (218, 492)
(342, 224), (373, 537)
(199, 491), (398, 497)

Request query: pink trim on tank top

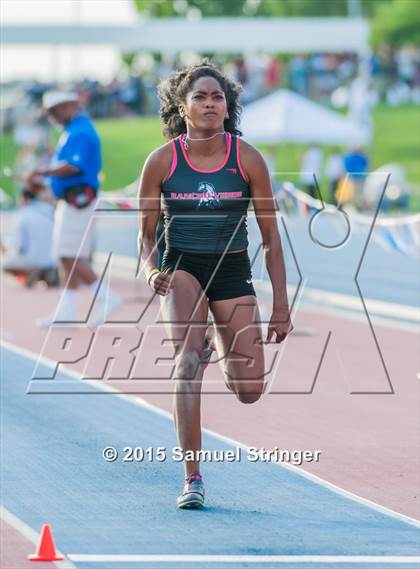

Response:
(236, 136), (249, 183)
(179, 132), (232, 173)
(162, 139), (178, 183)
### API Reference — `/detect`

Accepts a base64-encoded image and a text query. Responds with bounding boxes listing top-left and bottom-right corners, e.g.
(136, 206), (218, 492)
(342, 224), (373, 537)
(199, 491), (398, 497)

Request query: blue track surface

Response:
(2, 346), (420, 569)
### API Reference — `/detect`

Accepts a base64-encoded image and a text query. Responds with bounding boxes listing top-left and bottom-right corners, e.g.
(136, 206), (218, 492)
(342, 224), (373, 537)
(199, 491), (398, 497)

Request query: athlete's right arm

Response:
(137, 146), (173, 296)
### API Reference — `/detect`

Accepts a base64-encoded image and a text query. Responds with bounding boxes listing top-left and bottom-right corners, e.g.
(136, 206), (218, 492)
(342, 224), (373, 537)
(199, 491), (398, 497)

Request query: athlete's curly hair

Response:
(158, 59), (243, 139)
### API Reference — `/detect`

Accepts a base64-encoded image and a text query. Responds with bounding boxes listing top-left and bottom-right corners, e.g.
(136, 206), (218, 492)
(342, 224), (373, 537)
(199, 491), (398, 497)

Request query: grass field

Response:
(1, 104), (419, 210)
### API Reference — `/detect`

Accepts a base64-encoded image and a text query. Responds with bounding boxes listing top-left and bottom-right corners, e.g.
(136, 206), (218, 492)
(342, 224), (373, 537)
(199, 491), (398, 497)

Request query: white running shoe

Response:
(177, 474), (205, 509)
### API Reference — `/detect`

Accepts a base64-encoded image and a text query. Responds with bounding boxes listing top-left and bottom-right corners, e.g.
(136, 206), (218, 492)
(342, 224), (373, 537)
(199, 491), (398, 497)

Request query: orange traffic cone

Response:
(28, 524), (64, 561)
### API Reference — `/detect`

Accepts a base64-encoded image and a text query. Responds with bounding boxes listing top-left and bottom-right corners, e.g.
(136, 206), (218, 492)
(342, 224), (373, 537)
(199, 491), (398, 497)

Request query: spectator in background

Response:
(3, 189), (58, 287)
(264, 57), (282, 91)
(363, 164), (411, 212)
(343, 147), (369, 207)
(325, 150), (344, 205)
(289, 56), (308, 95)
(26, 91), (122, 326)
(300, 145), (323, 198)
(108, 76), (125, 116)
(235, 57), (248, 86)
(120, 75), (146, 115)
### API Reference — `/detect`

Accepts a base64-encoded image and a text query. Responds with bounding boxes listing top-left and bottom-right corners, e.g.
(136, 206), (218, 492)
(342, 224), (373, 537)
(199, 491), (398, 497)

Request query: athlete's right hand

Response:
(149, 270), (174, 296)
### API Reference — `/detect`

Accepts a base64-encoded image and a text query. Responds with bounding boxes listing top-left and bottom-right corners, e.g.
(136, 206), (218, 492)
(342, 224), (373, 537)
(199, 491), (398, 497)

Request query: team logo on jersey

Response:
(169, 184), (242, 202)
(197, 181), (221, 209)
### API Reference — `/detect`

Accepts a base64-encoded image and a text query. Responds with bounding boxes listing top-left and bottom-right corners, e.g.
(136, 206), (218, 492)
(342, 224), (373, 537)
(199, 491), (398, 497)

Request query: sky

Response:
(1, 0), (140, 82)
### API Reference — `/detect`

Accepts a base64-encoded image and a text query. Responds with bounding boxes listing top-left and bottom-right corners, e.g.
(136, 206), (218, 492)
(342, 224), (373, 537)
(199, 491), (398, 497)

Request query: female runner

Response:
(138, 61), (292, 509)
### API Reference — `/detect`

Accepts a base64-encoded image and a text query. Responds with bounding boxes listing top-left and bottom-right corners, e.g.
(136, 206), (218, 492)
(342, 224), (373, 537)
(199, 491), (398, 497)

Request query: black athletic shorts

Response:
(161, 247), (256, 302)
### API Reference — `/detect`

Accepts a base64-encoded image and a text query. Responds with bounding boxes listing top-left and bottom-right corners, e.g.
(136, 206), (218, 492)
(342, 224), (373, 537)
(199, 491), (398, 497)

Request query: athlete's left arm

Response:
(241, 141), (293, 343)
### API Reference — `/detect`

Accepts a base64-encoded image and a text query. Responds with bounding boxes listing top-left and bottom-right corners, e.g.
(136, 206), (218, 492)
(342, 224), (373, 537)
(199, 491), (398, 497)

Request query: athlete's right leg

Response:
(159, 270), (209, 479)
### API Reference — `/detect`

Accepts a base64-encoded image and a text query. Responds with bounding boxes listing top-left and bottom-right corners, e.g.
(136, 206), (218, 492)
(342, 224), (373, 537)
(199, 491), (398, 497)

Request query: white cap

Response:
(42, 90), (79, 110)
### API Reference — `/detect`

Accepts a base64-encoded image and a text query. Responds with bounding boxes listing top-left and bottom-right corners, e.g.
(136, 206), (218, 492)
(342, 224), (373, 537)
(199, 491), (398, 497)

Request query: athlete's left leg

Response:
(209, 295), (265, 403)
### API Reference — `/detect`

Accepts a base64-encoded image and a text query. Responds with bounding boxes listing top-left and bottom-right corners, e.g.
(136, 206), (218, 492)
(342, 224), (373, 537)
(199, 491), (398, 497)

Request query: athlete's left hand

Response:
(266, 308), (293, 344)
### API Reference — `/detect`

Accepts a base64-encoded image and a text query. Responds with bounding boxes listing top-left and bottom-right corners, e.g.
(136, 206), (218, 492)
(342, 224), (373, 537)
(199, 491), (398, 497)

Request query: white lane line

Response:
(67, 554), (420, 564)
(286, 300), (419, 333)
(255, 280), (419, 325)
(0, 506), (76, 569)
(299, 287), (419, 322)
(2, 339), (420, 530)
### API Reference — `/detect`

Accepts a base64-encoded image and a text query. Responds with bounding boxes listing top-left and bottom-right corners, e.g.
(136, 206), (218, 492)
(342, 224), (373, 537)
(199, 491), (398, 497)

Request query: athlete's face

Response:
(181, 76), (227, 130)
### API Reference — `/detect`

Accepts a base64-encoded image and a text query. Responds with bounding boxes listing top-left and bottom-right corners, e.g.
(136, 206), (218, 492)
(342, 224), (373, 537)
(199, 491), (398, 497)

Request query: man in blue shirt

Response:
(27, 91), (121, 326)
(28, 92), (101, 198)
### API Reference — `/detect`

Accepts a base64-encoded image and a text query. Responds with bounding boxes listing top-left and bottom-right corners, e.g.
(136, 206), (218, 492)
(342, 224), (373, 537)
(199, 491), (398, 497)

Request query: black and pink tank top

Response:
(161, 132), (251, 254)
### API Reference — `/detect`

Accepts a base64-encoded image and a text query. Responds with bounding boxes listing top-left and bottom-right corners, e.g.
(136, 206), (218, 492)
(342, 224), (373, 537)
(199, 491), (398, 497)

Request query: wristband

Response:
(147, 268), (161, 285)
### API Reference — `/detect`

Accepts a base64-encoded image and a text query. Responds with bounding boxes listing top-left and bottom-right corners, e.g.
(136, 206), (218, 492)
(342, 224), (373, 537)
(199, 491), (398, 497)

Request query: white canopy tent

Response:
(240, 89), (371, 146)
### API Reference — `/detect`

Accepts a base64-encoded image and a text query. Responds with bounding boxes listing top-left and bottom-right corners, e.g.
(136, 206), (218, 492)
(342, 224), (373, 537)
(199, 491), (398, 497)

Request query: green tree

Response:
(133, 0), (394, 18)
(133, 0), (176, 17)
(371, 0), (420, 47)
(121, 52), (137, 72)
